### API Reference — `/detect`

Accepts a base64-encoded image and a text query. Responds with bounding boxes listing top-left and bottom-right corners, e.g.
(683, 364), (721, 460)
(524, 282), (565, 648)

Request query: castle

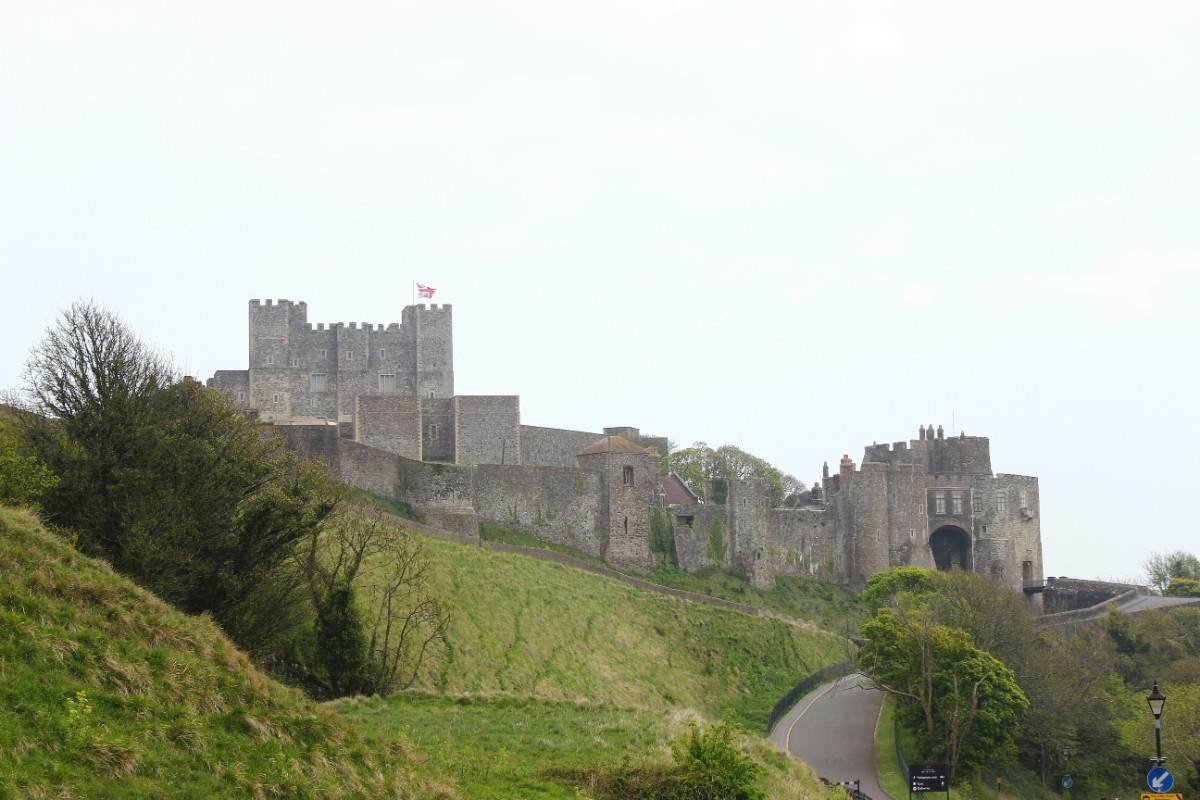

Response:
(209, 300), (1044, 596)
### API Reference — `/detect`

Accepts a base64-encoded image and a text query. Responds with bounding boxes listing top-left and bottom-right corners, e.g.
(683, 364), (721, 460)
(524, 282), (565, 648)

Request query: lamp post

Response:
(1147, 682), (1166, 766)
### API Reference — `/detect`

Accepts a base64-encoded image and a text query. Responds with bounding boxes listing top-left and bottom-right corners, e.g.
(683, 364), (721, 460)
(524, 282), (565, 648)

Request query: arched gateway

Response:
(930, 525), (971, 571)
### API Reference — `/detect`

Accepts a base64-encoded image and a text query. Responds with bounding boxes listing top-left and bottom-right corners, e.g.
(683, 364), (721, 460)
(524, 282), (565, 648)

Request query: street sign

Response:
(910, 764), (950, 793)
(1062, 775), (1074, 789)
(1147, 768), (1175, 793)
(1140, 793), (1182, 800)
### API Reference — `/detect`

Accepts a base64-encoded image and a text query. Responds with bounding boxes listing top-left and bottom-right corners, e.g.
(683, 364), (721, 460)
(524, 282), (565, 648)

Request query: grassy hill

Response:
(398, 534), (853, 730)
(0, 502), (852, 798)
(0, 506), (427, 799)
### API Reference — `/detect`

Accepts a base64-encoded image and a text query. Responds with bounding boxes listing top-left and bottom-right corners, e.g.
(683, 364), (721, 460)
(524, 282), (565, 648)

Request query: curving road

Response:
(771, 673), (896, 800)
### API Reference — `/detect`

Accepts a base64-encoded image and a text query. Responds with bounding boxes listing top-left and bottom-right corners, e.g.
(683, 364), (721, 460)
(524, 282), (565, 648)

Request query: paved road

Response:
(1116, 595), (1200, 613)
(771, 673), (895, 800)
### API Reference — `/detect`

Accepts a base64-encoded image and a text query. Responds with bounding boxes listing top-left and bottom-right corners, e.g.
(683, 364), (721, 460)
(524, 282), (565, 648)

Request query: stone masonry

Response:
(211, 300), (1044, 595)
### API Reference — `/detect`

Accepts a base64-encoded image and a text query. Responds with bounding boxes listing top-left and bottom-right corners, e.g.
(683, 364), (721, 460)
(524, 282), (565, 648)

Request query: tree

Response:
(18, 302), (338, 660)
(1143, 550), (1200, 593)
(0, 411), (57, 508)
(663, 442), (804, 507)
(859, 597), (1028, 779)
(304, 510), (449, 697)
(1166, 577), (1200, 597)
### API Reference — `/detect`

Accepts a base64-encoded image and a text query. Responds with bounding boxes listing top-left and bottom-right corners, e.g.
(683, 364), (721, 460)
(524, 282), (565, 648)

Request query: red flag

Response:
(416, 283), (436, 299)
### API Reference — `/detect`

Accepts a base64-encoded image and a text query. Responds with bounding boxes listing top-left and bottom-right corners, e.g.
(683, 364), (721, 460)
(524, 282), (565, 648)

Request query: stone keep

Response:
(209, 299), (453, 425)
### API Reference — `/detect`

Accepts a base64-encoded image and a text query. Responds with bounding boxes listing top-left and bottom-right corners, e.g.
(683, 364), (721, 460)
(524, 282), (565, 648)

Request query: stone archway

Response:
(929, 525), (972, 572)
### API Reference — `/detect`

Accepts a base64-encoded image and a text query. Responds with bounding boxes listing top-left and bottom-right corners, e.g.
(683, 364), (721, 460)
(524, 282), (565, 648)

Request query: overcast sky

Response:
(3, 2), (1198, 583)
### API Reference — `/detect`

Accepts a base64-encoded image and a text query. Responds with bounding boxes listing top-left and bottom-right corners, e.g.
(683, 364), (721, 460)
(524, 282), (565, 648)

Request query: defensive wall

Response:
(217, 300), (1045, 594)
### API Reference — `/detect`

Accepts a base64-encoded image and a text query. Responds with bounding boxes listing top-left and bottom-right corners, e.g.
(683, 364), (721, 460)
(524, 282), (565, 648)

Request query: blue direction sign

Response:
(1061, 775), (1074, 789)
(1147, 767), (1174, 793)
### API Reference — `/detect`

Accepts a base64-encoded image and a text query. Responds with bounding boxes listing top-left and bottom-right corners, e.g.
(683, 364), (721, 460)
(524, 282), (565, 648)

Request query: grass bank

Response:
(0, 506), (433, 799)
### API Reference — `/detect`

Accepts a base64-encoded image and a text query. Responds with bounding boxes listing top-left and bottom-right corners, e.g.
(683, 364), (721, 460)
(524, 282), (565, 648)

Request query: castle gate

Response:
(929, 525), (971, 572)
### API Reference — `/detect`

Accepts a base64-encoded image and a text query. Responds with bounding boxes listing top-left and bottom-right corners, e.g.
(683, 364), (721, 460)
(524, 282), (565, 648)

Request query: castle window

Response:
(1019, 490), (1028, 510)
(309, 398), (316, 408)
(271, 394), (280, 404)
(951, 493), (963, 515)
(972, 493), (982, 514)
(379, 374), (396, 393)
(236, 391), (246, 402)
(934, 493), (946, 515)
(346, 351), (354, 361)
(266, 355), (274, 365)
(429, 423), (439, 440)
(319, 349), (327, 358)
(291, 357), (299, 368)
(997, 490), (1007, 512)
(623, 466), (634, 485)
(310, 373), (327, 392)
(379, 348), (386, 358)
(428, 391), (435, 399)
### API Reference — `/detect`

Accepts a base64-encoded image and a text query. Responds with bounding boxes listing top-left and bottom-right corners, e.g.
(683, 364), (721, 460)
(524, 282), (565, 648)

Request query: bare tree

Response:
(308, 510), (449, 696)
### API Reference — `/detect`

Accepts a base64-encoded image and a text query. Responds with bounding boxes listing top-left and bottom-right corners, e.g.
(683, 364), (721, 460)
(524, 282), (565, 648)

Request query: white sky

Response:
(3, 2), (1198, 583)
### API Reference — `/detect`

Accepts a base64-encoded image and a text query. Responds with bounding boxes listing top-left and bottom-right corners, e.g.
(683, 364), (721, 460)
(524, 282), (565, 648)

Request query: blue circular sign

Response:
(1061, 775), (1074, 789)
(1147, 767), (1174, 792)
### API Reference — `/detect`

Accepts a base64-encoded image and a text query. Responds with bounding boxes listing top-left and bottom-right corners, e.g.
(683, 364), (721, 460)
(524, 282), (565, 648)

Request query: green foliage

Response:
(663, 442), (804, 507)
(314, 580), (371, 696)
(711, 477), (729, 505)
(650, 508), (676, 564)
(860, 599), (1029, 780)
(302, 512), (450, 698)
(0, 414), (57, 508)
(0, 506), (424, 798)
(1143, 550), (1200, 593)
(1166, 576), (1200, 597)
(18, 303), (341, 662)
(861, 566), (937, 611)
(669, 722), (766, 800)
(706, 516), (726, 564)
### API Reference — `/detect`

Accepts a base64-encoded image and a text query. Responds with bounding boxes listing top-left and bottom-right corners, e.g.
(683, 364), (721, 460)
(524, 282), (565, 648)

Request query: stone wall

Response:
(472, 463), (604, 556)
(355, 395), (421, 460)
(1043, 577), (1145, 614)
(520, 424), (603, 467)
(456, 396), (521, 465)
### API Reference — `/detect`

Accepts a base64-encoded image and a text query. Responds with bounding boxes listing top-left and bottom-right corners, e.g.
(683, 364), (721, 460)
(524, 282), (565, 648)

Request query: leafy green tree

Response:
(18, 301), (338, 660)
(1166, 577), (1200, 597)
(0, 412), (57, 508)
(861, 566), (937, 612)
(859, 595), (1028, 779)
(663, 441), (803, 507)
(1143, 550), (1200, 593)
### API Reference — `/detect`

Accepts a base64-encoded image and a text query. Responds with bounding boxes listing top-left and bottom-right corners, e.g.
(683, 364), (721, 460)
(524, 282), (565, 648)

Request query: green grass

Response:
(634, 565), (867, 634)
(338, 692), (837, 800)
(346, 485), (420, 521)
(480, 522), (608, 565)
(476, 518), (867, 636)
(404, 533), (850, 731)
(0, 506), (436, 799)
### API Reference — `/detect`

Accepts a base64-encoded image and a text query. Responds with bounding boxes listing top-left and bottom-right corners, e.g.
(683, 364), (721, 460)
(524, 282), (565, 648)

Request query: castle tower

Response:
(577, 436), (655, 571)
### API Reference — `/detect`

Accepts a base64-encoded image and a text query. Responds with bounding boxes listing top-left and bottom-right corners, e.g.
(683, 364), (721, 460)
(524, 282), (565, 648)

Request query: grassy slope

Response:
(0, 506), (428, 799)
(401, 534), (854, 729)
(341, 693), (834, 800)
(478, 523), (867, 634)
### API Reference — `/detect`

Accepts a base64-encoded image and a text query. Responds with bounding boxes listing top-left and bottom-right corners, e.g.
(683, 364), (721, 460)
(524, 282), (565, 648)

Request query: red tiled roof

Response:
(577, 435), (650, 456)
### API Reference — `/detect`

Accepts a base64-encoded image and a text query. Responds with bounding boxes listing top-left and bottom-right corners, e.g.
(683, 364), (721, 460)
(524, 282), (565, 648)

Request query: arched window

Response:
(623, 466), (634, 485)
